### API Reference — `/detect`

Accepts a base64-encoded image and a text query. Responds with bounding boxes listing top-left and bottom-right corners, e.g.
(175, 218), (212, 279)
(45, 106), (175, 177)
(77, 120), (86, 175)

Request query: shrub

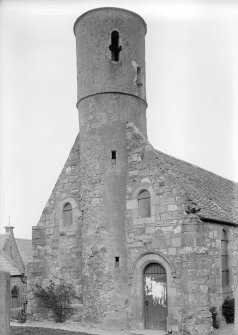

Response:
(222, 297), (234, 323)
(15, 299), (28, 323)
(209, 306), (220, 329)
(33, 280), (76, 323)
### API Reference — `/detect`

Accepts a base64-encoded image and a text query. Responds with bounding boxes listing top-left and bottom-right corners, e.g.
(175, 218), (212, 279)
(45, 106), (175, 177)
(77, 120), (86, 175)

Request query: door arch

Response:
(129, 252), (177, 331)
(144, 263), (167, 330)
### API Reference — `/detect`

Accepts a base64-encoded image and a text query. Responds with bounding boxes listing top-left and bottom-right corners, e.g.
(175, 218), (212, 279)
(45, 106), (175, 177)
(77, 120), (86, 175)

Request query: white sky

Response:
(0, 0), (238, 239)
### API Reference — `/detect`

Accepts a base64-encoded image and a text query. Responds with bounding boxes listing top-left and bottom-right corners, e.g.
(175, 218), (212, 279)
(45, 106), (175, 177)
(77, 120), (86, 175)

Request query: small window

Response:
(221, 229), (229, 287)
(112, 151), (116, 160)
(63, 202), (73, 226)
(109, 31), (122, 61)
(111, 150), (116, 166)
(11, 286), (19, 299)
(138, 190), (151, 218)
(115, 256), (120, 267)
(136, 66), (143, 86)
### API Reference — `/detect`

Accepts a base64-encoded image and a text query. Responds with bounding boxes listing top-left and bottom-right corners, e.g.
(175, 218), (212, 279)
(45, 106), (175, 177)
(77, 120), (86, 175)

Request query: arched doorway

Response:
(144, 263), (167, 330)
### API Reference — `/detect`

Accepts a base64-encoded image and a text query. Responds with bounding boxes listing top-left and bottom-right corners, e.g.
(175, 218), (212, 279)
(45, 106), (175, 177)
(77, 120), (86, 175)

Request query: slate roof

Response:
(154, 149), (238, 224)
(0, 234), (9, 249)
(0, 250), (23, 276)
(127, 122), (238, 225)
(15, 238), (33, 266)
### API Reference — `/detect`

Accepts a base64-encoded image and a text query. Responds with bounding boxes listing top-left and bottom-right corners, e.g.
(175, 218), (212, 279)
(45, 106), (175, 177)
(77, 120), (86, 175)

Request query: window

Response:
(115, 256), (120, 268)
(111, 150), (116, 166)
(109, 31), (122, 61)
(63, 202), (73, 226)
(11, 286), (19, 299)
(221, 229), (229, 287)
(138, 190), (151, 218)
(136, 66), (143, 87)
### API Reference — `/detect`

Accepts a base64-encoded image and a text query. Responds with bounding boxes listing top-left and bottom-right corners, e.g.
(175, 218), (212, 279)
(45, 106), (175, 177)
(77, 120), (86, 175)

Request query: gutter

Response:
(199, 215), (238, 226)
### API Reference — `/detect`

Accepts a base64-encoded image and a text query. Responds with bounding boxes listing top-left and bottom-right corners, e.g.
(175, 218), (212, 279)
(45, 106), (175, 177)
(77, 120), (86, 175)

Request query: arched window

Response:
(221, 229), (229, 287)
(109, 31), (122, 61)
(63, 202), (73, 226)
(11, 286), (19, 299)
(138, 190), (151, 218)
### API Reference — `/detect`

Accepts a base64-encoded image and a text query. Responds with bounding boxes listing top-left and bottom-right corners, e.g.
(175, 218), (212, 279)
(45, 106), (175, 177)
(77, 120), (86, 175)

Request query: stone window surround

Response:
(219, 227), (233, 292)
(138, 189), (151, 218)
(127, 183), (157, 223)
(58, 198), (80, 231)
(129, 251), (177, 332)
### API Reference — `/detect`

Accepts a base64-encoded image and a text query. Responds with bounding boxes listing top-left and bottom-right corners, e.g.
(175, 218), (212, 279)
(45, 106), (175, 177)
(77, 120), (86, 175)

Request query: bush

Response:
(15, 299), (28, 323)
(222, 297), (235, 323)
(33, 280), (76, 323)
(209, 306), (220, 329)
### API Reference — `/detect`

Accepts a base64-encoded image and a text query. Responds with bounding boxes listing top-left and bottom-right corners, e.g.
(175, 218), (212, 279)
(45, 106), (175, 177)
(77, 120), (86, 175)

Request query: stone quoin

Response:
(28, 7), (238, 335)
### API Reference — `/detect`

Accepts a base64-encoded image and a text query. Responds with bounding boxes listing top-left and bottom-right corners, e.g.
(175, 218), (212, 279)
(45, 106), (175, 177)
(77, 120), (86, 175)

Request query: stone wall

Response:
(28, 120), (238, 334)
(28, 135), (82, 318)
(125, 122), (238, 334)
(0, 271), (10, 335)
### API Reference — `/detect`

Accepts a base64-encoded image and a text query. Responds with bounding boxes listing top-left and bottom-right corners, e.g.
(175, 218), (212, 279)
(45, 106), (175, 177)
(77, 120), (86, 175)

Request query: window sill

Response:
(110, 60), (122, 66)
(222, 286), (233, 294)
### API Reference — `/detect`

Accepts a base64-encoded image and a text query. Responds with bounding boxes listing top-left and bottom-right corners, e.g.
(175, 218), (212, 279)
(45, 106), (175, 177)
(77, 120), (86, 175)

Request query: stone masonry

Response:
(0, 271), (10, 335)
(28, 7), (238, 335)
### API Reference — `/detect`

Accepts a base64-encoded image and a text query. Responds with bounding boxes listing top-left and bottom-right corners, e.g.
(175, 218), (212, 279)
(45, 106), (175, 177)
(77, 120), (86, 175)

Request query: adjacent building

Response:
(0, 223), (32, 316)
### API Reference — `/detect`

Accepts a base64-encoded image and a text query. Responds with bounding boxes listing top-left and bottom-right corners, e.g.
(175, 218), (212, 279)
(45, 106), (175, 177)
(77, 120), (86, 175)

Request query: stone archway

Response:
(129, 252), (177, 332)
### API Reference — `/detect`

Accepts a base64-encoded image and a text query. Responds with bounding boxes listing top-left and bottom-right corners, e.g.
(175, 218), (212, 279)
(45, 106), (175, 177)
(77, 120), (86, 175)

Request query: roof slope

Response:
(0, 234), (9, 249)
(155, 149), (238, 224)
(127, 122), (238, 224)
(0, 250), (23, 276)
(15, 239), (33, 266)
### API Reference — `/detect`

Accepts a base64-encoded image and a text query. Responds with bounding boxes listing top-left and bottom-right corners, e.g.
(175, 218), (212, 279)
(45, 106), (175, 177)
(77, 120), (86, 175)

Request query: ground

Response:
(11, 327), (90, 335)
(10, 321), (238, 335)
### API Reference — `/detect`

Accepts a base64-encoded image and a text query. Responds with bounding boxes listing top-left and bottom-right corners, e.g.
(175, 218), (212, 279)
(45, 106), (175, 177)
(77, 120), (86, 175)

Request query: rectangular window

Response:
(111, 150), (116, 166)
(115, 256), (119, 267)
(112, 150), (116, 160)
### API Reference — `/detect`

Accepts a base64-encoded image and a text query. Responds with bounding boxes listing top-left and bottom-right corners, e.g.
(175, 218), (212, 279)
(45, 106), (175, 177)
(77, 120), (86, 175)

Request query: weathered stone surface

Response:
(0, 271), (10, 335)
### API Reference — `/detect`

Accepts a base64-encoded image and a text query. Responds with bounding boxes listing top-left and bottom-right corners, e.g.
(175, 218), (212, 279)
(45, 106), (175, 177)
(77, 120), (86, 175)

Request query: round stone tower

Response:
(74, 8), (147, 327)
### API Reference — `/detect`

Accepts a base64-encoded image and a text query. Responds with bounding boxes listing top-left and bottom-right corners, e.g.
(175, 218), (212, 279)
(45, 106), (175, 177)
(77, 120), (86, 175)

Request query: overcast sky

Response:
(0, 0), (238, 239)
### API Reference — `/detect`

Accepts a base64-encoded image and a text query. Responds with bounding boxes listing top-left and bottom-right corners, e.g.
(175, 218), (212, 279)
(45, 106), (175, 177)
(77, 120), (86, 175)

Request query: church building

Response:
(28, 8), (238, 335)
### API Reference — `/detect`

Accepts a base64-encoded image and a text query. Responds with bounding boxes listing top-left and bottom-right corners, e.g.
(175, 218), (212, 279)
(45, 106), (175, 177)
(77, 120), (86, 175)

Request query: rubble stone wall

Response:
(125, 122), (238, 334)
(28, 136), (82, 317)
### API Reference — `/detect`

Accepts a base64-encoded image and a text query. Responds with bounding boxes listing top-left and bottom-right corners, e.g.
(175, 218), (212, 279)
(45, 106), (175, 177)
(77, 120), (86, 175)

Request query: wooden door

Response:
(144, 263), (167, 330)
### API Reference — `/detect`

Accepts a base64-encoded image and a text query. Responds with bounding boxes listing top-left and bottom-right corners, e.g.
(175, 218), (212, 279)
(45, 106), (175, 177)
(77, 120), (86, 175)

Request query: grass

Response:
(11, 326), (94, 335)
